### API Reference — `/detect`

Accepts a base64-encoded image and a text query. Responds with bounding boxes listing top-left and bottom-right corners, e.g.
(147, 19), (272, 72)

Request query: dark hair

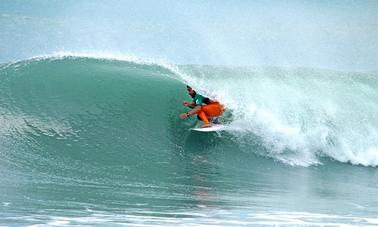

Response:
(187, 85), (196, 98)
(190, 90), (196, 98)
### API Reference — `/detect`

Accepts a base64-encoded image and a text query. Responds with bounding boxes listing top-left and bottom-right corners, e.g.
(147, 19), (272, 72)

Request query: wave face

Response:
(0, 56), (186, 180)
(1, 56), (378, 169)
(1, 55), (378, 225)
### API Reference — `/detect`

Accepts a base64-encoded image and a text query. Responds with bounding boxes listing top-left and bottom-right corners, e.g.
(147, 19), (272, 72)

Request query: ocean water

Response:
(1, 55), (378, 226)
(1, 1), (378, 226)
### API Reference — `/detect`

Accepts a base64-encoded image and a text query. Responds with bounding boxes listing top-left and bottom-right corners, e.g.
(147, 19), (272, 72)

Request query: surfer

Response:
(179, 85), (224, 128)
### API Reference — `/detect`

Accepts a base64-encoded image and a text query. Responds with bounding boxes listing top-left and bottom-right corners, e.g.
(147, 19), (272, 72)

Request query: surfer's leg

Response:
(188, 106), (201, 115)
(187, 105), (217, 128)
(197, 115), (212, 122)
(197, 110), (210, 126)
(201, 103), (224, 117)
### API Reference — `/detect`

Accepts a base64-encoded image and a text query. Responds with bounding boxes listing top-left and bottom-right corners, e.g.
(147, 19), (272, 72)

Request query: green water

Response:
(1, 57), (378, 226)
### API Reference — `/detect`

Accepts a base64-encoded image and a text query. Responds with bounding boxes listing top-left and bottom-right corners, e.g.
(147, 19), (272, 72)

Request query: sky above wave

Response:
(1, 0), (378, 71)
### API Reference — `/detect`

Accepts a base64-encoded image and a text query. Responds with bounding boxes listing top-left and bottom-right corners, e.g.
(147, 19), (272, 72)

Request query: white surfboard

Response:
(191, 124), (226, 132)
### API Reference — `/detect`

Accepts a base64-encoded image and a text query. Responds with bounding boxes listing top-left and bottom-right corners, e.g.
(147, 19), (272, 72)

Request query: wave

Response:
(1, 53), (378, 168)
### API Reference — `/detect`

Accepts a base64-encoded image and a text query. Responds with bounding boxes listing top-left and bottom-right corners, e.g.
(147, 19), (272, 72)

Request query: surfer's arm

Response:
(183, 100), (197, 109)
(188, 101), (197, 108)
(179, 106), (201, 119)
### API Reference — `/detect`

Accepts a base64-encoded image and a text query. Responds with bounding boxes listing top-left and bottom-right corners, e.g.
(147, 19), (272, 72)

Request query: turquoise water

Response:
(2, 1), (378, 226)
(1, 56), (378, 226)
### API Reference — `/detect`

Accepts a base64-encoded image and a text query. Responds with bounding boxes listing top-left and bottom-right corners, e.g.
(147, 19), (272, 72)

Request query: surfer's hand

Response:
(183, 101), (189, 106)
(179, 113), (188, 119)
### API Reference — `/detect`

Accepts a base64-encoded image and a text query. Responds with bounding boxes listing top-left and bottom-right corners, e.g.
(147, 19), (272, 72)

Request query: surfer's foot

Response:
(200, 124), (211, 128)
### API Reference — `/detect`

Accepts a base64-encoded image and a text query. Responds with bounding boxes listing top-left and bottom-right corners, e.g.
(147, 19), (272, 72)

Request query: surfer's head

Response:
(186, 85), (196, 98)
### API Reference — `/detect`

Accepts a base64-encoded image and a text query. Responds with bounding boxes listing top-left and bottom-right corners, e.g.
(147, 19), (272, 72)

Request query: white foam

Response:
(180, 66), (378, 167)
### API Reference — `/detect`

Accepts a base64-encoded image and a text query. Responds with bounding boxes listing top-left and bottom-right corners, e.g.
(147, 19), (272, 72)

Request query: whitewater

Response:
(2, 1), (378, 226)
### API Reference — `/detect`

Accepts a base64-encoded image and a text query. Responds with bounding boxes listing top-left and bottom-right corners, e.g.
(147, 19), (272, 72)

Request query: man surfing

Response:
(179, 85), (225, 128)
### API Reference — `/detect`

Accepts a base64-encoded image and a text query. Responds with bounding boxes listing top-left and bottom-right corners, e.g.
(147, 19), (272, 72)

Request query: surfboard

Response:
(191, 124), (226, 132)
